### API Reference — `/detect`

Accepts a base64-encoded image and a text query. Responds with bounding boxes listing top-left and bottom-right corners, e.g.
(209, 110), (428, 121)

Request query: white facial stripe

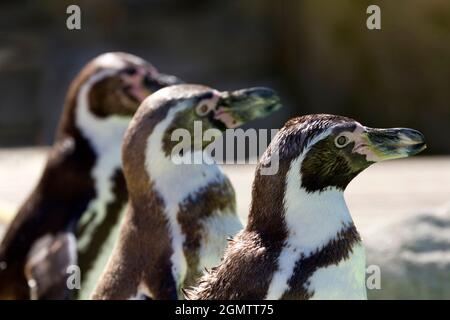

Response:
(119, 54), (147, 67)
(94, 53), (128, 70)
(265, 131), (357, 300)
(148, 88), (221, 108)
(76, 69), (132, 152)
(337, 123), (363, 144)
(335, 125), (363, 148)
(145, 102), (227, 288)
(196, 95), (219, 116)
(93, 52), (148, 71)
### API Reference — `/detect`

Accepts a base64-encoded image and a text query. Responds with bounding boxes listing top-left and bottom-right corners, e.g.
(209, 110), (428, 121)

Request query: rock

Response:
(366, 203), (450, 299)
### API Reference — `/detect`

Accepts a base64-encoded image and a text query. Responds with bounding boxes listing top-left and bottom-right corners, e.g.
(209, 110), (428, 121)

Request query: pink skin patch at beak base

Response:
(127, 86), (149, 102)
(214, 107), (243, 128)
(350, 125), (394, 162)
(353, 144), (379, 162)
(122, 68), (151, 102)
(347, 124), (383, 162)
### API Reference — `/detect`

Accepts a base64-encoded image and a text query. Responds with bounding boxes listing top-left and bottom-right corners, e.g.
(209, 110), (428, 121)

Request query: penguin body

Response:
(92, 84), (282, 300)
(186, 114), (426, 300)
(0, 52), (179, 299)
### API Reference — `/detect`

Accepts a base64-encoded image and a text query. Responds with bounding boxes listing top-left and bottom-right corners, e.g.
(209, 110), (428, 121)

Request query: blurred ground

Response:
(0, 148), (449, 239)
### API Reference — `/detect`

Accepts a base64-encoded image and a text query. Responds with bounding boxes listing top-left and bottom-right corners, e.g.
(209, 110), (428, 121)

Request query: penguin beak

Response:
(356, 127), (427, 162)
(143, 72), (183, 93)
(213, 87), (282, 128)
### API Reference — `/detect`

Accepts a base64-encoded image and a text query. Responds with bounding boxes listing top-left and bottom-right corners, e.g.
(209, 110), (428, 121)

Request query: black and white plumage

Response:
(0, 52), (179, 300)
(91, 84), (282, 300)
(185, 114), (426, 300)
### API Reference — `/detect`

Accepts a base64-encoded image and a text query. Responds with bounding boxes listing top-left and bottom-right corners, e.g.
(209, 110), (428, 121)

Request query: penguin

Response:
(0, 52), (180, 300)
(185, 114), (426, 300)
(91, 84), (282, 300)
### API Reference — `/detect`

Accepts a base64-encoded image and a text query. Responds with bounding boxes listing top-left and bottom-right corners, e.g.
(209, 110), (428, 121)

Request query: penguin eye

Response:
(335, 135), (350, 148)
(196, 103), (213, 116)
(123, 67), (137, 76)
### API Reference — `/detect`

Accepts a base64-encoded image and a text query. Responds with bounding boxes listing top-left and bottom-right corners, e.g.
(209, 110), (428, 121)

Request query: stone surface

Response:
(366, 203), (450, 299)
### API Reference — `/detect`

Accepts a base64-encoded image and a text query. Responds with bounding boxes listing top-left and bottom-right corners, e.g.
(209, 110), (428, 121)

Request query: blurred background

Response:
(1, 0), (449, 151)
(0, 0), (449, 299)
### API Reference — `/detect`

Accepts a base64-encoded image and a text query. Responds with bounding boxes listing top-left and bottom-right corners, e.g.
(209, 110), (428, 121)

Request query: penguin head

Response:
(211, 87), (282, 129)
(260, 114), (426, 193)
(72, 52), (181, 119)
(142, 84), (281, 154)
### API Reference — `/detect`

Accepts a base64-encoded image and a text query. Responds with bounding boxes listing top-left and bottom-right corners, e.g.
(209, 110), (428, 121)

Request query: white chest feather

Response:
(197, 212), (242, 271)
(145, 103), (227, 287)
(266, 155), (366, 300)
(308, 243), (367, 300)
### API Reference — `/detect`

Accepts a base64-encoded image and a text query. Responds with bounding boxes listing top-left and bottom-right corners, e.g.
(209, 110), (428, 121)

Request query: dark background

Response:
(0, 0), (449, 153)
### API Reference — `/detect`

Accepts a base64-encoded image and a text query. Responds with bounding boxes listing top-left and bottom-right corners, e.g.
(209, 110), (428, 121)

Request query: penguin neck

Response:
(296, 160), (354, 250)
(71, 72), (130, 233)
(283, 187), (353, 257)
(143, 104), (225, 287)
(248, 154), (357, 255)
(145, 104), (225, 207)
(74, 71), (131, 157)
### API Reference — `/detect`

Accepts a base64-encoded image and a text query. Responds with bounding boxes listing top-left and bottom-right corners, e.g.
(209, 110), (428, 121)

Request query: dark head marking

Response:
(85, 52), (180, 118)
(259, 114), (426, 194)
(129, 84), (281, 157)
